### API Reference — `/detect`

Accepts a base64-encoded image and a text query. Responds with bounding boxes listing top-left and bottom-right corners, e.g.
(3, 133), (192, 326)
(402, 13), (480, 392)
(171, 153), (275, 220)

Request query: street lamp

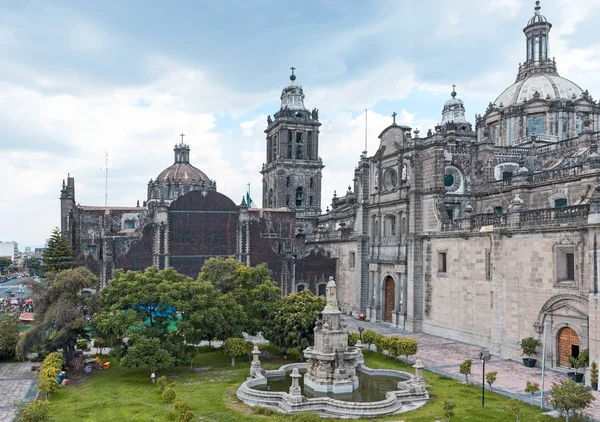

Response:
(479, 349), (491, 407)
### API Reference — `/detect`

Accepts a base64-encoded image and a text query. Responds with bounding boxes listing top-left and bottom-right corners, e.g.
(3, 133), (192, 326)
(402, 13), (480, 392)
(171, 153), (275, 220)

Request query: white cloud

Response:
(69, 19), (114, 52)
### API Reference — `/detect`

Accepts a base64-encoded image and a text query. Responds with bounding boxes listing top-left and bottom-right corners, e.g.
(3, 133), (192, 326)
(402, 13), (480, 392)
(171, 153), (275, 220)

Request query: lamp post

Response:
(479, 349), (491, 407)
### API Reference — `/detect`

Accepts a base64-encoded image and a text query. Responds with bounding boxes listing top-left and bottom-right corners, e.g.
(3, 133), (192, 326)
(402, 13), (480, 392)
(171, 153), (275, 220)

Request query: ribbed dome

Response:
(527, 12), (548, 26)
(493, 74), (583, 107)
(156, 163), (210, 184)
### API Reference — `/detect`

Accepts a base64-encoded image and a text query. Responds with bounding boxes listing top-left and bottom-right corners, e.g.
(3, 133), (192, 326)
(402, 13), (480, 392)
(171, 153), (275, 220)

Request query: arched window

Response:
(268, 188), (274, 207)
(385, 215), (396, 236)
(296, 187), (303, 206)
(310, 178), (314, 188)
(286, 176), (290, 187)
(317, 284), (326, 297)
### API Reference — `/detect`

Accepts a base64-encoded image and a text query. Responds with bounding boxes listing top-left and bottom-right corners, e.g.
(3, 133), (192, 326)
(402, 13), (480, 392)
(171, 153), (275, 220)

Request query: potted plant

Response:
(519, 337), (539, 367)
(590, 361), (598, 391)
(567, 349), (588, 383)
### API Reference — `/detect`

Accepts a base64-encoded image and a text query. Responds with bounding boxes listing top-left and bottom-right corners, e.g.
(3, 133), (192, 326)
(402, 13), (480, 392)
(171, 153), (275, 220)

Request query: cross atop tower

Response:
(451, 84), (457, 98)
(290, 66), (296, 81)
(534, 0), (541, 14)
(180, 133), (185, 143)
(392, 111), (397, 124)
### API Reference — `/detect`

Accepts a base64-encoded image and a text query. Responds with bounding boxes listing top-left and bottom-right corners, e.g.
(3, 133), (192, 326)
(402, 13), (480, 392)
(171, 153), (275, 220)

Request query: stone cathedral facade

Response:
(302, 3), (600, 370)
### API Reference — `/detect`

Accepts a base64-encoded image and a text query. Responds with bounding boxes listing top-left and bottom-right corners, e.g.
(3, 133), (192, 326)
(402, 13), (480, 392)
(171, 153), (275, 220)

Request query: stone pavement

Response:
(0, 362), (37, 422)
(343, 316), (600, 420)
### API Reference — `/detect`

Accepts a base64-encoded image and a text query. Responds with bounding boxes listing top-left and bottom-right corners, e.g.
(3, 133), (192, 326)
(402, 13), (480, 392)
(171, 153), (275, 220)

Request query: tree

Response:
(17, 267), (99, 361)
(14, 400), (53, 422)
(548, 379), (595, 422)
(121, 336), (176, 371)
(27, 258), (41, 275)
(348, 333), (360, 346)
(173, 401), (195, 422)
(0, 257), (12, 273)
(508, 397), (521, 422)
(223, 337), (248, 367)
(486, 371), (498, 391)
(262, 290), (325, 359)
(42, 228), (76, 273)
(443, 399), (455, 421)
(95, 267), (195, 369)
(362, 330), (378, 351)
(198, 258), (281, 336)
(162, 387), (176, 413)
(459, 359), (472, 384)
(524, 381), (540, 405)
(0, 310), (19, 360)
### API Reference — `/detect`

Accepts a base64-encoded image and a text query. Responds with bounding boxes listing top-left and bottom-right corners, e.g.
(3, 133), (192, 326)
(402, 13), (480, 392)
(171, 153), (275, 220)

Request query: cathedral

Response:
(305, 2), (600, 370)
(61, 2), (599, 371)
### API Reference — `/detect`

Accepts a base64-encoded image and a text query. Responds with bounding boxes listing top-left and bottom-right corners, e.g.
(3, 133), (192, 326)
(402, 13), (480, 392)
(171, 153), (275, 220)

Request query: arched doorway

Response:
(558, 327), (580, 367)
(384, 276), (395, 322)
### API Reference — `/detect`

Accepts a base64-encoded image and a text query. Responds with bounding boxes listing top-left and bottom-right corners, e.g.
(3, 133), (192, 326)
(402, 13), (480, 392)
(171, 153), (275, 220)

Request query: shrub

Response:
(524, 381), (540, 405)
(76, 340), (89, 351)
(362, 330), (378, 350)
(14, 400), (53, 422)
(591, 361), (598, 385)
(162, 387), (176, 413)
(459, 359), (472, 384)
(253, 406), (277, 416)
(348, 333), (360, 346)
(519, 337), (539, 358)
(37, 352), (63, 399)
(486, 371), (498, 391)
(173, 401), (195, 422)
(443, 399), (456, 421)
(156, 376), (169, 393)
(374, 334), (388, 354)
(508, 397), (521, 422)
(548, 379), (595, 422)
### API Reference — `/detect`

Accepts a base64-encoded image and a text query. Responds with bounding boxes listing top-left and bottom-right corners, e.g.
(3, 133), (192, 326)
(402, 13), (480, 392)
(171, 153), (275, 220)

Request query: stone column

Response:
(393, 273), (401, 313)
(164, 223), (170, 269)
(374, 268), (381, 322)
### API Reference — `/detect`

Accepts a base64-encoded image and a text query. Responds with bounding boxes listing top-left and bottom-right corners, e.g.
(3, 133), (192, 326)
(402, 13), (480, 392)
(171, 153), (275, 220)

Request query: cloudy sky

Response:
(1, 0), (599, 248)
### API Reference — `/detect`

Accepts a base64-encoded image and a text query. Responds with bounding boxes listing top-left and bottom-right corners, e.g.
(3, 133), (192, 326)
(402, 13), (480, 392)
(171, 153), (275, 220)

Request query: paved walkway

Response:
(0, 362), (37, 422)
(343, 317), (600, 420)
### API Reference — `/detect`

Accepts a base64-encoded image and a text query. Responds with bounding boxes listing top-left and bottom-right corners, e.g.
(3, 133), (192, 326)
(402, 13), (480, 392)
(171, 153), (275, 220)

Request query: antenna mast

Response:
(105, 151), (108, 206)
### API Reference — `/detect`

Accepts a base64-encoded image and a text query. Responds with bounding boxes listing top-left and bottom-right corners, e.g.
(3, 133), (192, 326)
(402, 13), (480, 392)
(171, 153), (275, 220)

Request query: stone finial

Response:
(289, 367), (302, 396)
(324, 277), (339, 311)
(249, 345), (262, 378)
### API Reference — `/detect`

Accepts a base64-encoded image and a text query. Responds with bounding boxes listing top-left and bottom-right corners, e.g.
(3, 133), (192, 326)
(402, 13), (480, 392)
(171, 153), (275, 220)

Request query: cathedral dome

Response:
(147, 140), (216, 205)
(493, 74), (583, 107)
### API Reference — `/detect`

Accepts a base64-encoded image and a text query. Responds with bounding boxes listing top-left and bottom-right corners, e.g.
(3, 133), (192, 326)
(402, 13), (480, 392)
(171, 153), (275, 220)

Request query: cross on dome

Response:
(180, 133), (185, 143)
(534, 0), (541, 14)
(451, 84), (457, 98)
(392, 111), (397, 124)
(290, 66), (296, 81)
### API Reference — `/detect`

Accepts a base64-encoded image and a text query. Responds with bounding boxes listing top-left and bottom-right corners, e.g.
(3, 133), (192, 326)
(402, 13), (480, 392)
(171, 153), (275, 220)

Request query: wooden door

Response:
(384, 277), (395, 322)
(558, 327), (580, 367)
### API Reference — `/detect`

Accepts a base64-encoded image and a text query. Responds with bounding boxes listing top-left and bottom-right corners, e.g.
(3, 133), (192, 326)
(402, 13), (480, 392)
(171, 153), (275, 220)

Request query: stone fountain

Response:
(236, 276), (430, 418)
(303, 277), (362, 393)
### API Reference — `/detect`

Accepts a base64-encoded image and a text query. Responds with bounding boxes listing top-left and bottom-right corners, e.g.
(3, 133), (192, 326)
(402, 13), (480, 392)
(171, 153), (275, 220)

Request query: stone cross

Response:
(290, 66), (295, 76)
(392, 111), (397, 124)
(180, 133), (185, 143)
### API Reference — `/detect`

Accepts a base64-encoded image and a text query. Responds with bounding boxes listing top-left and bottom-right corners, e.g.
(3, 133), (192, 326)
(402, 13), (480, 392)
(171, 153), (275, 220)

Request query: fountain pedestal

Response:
(303, 277), (362, 393)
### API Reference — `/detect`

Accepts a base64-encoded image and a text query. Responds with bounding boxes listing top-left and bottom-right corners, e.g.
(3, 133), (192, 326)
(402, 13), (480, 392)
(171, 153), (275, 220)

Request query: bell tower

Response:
(261, 68), (324, 232)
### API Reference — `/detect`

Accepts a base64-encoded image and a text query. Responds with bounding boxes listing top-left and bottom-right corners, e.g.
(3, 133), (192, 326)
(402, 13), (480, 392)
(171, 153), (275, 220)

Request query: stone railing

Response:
(236, 362), (429, 418)
(529, 165), (586, 184)
(446, 144), (471, 155)
(494, 146), (533, 157)
(440, 204), (590, 232)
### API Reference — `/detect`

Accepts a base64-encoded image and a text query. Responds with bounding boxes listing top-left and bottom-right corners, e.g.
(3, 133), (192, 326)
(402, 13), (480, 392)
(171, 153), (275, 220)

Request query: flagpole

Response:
(247, 183), (250, 196)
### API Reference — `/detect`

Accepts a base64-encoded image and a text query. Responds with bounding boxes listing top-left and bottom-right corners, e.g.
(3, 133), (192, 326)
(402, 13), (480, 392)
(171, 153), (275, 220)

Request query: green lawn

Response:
(47, 347), (559, 421)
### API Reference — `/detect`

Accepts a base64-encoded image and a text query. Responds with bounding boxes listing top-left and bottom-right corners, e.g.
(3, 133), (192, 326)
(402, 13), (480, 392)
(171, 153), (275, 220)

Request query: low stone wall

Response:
(236, 363), (429, 418)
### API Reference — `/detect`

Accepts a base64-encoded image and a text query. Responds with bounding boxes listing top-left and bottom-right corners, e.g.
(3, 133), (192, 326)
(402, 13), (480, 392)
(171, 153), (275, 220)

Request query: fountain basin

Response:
(236, 363), (429, 418)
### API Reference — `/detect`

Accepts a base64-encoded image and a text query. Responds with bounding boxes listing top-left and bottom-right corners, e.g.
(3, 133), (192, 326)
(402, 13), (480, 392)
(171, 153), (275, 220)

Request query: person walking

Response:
(151, 371), (156, 384)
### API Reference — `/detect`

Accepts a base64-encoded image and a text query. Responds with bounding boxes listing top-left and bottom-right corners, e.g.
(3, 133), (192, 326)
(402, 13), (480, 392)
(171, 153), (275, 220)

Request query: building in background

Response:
(0, 241), (18, 262)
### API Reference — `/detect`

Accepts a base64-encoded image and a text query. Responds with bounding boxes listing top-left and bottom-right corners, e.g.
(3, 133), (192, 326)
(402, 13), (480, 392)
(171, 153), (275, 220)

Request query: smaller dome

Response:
(527, 1), (548, 26)
(440, 86), (468, 125)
